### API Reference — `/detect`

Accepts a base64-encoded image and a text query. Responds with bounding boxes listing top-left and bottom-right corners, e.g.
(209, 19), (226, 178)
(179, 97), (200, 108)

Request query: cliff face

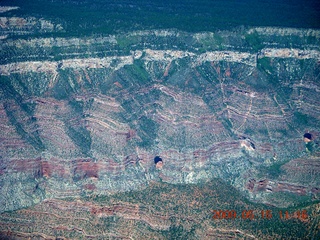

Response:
(1, 6), (320, 214)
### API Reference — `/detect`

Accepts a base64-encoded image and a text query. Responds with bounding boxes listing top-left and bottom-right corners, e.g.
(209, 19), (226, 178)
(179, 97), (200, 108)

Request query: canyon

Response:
(0, 3), (320, 239)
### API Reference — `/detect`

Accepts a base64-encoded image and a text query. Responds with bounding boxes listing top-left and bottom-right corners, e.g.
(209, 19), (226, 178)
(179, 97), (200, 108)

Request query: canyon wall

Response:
(1, 7), (320, 214)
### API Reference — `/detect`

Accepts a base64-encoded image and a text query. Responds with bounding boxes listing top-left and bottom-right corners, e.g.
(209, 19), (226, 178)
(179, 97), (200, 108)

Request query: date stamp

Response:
(211, 209), (308, 221)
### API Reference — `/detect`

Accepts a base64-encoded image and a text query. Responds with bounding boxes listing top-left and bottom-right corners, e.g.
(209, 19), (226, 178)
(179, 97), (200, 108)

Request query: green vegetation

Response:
(66, 100), (92, 155)
(138, 116), (158, 148)
(1, 76), (25, 99)
(244, 128), (255, 135)
(305, 141), (319, 153)
(2, 0), (319, 38)
(245, 31), (264, 52)
(256, 58), (281, 89)
(267, 192), (313, 208)
(84, 179), (318, 239)
(165, 225), (196, 239)
(221, 118), (235, 137)
(264, 162), (285, 178)
(197, 34), (224, 52)
(257, 57), (274, 76)
(116, 35), (141, 51)
(66, 125), (91, 155)
(51, 76), (70, 100)
(4, 103), (45, 151)
(294, 112), (311, 126)
(0, 77), (45, 151)
(125, 61), (149, 84)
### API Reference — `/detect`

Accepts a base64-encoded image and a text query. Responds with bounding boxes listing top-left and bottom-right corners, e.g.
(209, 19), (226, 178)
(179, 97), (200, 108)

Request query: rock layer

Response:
(1, 7), (320, 213)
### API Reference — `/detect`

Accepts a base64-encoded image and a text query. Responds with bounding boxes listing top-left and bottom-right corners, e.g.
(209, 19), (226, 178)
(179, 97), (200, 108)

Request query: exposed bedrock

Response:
(1, 27), (320, 212)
